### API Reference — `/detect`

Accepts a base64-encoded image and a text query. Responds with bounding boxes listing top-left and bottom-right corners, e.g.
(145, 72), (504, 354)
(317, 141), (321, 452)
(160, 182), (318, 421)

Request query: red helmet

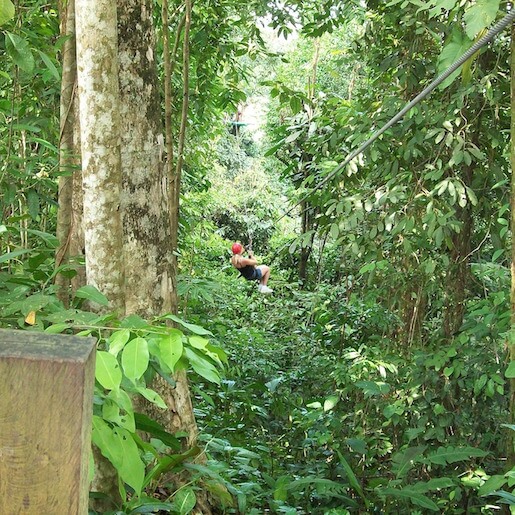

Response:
(231, 242), (243, 254)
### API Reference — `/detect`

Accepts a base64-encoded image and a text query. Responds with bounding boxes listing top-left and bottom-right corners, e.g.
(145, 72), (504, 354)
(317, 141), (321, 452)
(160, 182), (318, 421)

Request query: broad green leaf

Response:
(437, 29), (472, 89)
(37, 49), (60, 80)
(158, 330), (183, 371)
(337, 451), (367, 503)
(184, 348), (220, 384)
(102, 398), (135, 433)
(427, 445), (488, 465)
(5, 32), (34, 73)
(506, 361), (515, 378)
(273, 475), (290, 501)
(323, 395), (339, 412)
(379, 487), (439, 511)
(135, 386), (167, 409)
(0, 248), (31, 264)
(44, 323), (71, 334)
(95, 351), (122, 390)
(411, 477), (455, 493)
(354, 380), (390, 397)
(134, 412), (181, 450)
(392, 446), (427, 479)
(91, 415), (123, 468)
(121, 337), (149, 381)
(74, 285), (109, 306)
(0, 0), (15, 26)
(171, 487), (197, 514)
(478, 475), (507, 497)
(464, 0), (500, 39)
(188, 335), (209, 350)
(285, 130), (303, 143)
(164, 314), (212, 335)
(113, 427), (145, 496)
(108, 329), (131, 356)
(120, 313), (149, 329)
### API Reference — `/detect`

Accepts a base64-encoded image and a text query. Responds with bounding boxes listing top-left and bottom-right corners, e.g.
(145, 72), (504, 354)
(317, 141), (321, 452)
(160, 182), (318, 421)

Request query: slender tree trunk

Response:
(56, 0), (84, 306)
(508, 22), (515, 468)
(170, 0), (191, 290)
(443, 166), (473, 339)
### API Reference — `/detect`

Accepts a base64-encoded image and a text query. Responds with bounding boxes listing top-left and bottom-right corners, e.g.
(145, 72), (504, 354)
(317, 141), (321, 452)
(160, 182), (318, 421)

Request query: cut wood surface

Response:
(0, 329), (96, 514)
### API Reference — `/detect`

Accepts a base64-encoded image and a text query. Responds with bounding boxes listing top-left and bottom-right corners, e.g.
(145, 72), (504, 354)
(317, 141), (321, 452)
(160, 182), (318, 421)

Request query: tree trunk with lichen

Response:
(74, 0), (126, 509)
(116, 0), (201, 452)
(75, 0), (125, 313)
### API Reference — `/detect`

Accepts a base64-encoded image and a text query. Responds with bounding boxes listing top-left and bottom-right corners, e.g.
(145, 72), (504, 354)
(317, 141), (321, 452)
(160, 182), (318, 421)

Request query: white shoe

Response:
(259, 285), (273, 294)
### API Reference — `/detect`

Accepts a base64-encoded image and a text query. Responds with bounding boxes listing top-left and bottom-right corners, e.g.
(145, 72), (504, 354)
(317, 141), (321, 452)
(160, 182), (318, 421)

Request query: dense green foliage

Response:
(2, 0), (515, 513)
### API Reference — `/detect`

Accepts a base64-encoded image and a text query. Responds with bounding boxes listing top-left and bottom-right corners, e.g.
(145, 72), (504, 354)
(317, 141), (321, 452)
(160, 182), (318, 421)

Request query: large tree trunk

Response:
(117, 0), (173, 316)
(75, 0), (125, 312)
(75, 0), (126, 508)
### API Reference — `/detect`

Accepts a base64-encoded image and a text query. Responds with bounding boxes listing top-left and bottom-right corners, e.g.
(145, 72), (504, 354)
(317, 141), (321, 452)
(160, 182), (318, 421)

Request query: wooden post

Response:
(0, 329), (96, 514)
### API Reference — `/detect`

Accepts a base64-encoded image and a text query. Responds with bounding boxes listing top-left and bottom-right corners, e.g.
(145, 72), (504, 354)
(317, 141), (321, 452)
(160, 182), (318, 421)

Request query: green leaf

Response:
(337, 451), (367, 503)
(105, 389), (135, 432)
(354, 380), (390, 397)
(463, 0), (500, 39)
(273, 475), (290, 501)
(121, 314), (150, 329)
(185, 347), (220, 384)
(121, 337), (149, 382)
(91, 415), (123, 468)
(285, 130), (303, 143)
(37, 49), (60, 80)
(102, 398), (135, 433)
(158, 330), (183, 371)
(437, 29), (472, 89)
(392, 446), (427, 478)
(171, 487), (197, 514)
(0, 248), (31, 264)
(44, 323), (71, 334)
(135, 386), (167, 409)
(113, 427), (145, 496)
(74, 285), (109, 306)
(427, 446), (488, 465)
(0, 0), (15, 26)
(478, 475), (507, 497)
(5, 31), (35, 73)
(506, 361), (515, 378)
(378, 487), (439, 512)
(323, 395), (339, 412)
(95, 351), (122, 390)
(188, 335), (209, 350)
(164, 314), (212, 335)
(109, 329), (131, 356)
(134, 412), (181, 450)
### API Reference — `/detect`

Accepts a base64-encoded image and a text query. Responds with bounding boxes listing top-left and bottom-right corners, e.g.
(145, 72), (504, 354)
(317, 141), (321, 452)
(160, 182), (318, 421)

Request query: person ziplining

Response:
(230, 242), (273, 294)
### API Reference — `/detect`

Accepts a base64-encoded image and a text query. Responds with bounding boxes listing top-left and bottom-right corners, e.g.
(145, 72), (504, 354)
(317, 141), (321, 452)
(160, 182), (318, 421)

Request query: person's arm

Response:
(240, 256), (258, 266)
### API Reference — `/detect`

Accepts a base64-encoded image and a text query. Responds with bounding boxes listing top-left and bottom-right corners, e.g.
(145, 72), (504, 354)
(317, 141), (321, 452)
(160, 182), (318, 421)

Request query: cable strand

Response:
(275, 9), (515, 223)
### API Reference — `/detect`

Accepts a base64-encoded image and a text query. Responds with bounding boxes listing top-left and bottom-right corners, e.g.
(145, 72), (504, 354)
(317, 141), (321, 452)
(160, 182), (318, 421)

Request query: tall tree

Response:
(66, 0), (205, 506)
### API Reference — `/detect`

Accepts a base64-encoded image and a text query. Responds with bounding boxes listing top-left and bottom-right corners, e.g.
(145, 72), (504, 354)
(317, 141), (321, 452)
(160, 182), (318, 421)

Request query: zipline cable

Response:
(275, 8), (515, 224)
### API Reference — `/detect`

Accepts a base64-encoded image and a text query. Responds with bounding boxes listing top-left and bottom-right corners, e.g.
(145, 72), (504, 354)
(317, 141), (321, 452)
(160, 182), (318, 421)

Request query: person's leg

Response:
(256, 265), (270, 285)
